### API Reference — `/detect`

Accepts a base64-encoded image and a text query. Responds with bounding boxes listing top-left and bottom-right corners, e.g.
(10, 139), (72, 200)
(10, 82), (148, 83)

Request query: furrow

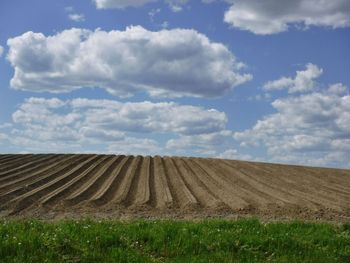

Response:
(216, 160), (302, 206)
(6, 155), (99, 214)
(0, 154), (40, 174)
(258, 162), (350, 206)
(0, 155), (76, 194)
(110, 156), (142, 205)
(0, 154), (60, 178)
(221, 160), (321, 210)
(196, 158), (271, 207)
(153, 156), (173, 209)
(40, 155), (113, 207)
(0, 154), (348, 219)
(172, 158), (223, 209)
(89, 156), (132, 205)
(0, 155), (13, 162)
(0, 155), (68, 185)
(287, 170), (350, 207)
(0, 154), (47, 175)
(293, 166), (350, 195)
(186, 158), (248, 210)
(65, 156), (123, 206)
(163, 157), (198, 209)
(0, 154), (34, 167)
(239, 161), (345, 210)
(123, 156), (146, 206)
(303, 166), (350, 181)
(131, 156), (151, 206)
(148, 157), (156, 207)
(0, 155), (89, 204)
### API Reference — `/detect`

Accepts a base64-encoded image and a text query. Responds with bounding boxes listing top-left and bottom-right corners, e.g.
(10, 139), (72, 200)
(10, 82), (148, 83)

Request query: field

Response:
(1, 219), (350, 262)
(0, 154), (349, 221)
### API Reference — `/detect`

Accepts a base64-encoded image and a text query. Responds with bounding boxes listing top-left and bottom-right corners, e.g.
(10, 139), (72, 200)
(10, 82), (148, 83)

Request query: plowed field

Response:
(0, 154), (349, 221)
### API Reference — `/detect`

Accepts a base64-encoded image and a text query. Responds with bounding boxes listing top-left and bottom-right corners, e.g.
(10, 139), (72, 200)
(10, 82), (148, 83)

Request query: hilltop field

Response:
(0, 154), (349, 221)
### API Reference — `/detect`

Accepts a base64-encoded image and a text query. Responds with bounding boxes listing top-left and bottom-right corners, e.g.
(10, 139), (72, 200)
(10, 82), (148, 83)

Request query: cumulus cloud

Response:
(166, 130), (233, 154)
(7, 26), (251, 98)
(68, 13), (85, 22)
(0, 45), (3, 57)
(224, 0), (350, 35)
(70, 98), (228, 135)
(7, 97), (229, 154)
(234, 83), (350, 167)
(216, 149), (253, 161)
(263, 63), (323, 93)
(328, 83), (348, 95)
(107, 138), (161, 156)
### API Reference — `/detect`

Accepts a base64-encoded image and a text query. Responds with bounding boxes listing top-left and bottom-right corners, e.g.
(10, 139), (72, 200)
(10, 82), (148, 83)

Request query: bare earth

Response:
(0, 154), (349, 222)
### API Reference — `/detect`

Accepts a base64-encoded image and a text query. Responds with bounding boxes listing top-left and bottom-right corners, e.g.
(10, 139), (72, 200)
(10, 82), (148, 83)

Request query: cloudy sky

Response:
(0, 0), (349, 168)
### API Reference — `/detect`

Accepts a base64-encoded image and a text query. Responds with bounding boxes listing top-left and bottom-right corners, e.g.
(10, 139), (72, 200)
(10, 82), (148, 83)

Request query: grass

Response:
(0, 218), (349, 262)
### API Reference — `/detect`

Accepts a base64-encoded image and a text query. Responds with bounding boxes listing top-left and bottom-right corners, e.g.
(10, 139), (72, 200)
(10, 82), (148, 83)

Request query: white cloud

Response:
(169, 5), (182, 12)
(107, 138), (161, 156)
(0, 133), (9, 143)
(6, 97), (229, 154)
(94, 0), (157, 9)
(0, 123), (12, 129)
(328, 83), (348, 95)
(94, 0), (189, 11)
(161, 21), (169, 29)
(234, 84), (350, 167)
(165, 130), (255, 158)
(224, 0), (350, 35)
(263, 63), (323, 93)
(68, 13), (85, 22)
(0, 45), (3, 57)
(7, 26), (251, 98)
(216, 149), (253, 161)
(167, 0), (189, 12)
(148, 8), (161, 21)
(70, 98), (228, 135)
(166, 130), (232, 154)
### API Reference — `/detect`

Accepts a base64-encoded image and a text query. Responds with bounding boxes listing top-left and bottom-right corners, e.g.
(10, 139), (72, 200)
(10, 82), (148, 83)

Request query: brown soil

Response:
(0, 154), (349, 222)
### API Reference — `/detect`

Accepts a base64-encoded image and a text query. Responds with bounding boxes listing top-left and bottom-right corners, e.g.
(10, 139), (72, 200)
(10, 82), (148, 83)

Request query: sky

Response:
(0, 0), (349, 168)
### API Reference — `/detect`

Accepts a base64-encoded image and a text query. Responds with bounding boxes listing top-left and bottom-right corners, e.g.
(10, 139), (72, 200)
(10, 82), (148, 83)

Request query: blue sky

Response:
(0, 0), (349, 167)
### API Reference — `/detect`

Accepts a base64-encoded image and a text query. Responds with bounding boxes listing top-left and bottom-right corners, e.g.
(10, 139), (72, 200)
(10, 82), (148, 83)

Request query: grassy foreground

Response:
(0, 219), (349, 262)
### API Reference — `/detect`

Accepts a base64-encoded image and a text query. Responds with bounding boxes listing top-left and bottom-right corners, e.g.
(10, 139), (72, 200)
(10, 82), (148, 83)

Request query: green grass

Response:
(0, 218), (349, 262)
